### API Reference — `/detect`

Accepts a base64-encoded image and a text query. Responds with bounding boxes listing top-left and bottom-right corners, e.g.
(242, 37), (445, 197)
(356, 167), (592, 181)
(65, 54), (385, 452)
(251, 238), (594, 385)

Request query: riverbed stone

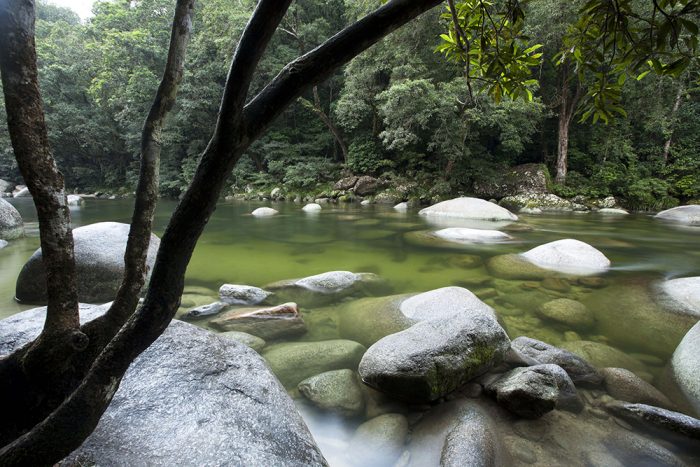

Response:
(473, 163), (550, 199)
(393, 202), (408, 211)
(67, 194), (85, 206)
(0, 198), (23, 240)
(181, 301), (228, 320)
(486, 253), (556, 280)
(598, 208), (629, 215)
(263, 339), (366, 388)
(660, 277), (700, 317)
(334, 176), (359, 191)
(16, 222), (160, 304)
(419, 197), (518, 222)
(265, 271), (387, 306)
(298, 369), (364, 417)
(510, 336), (603, 386)
(338, 294), (414, 347)
(537, 298), (595, 330)
(251, 207), (278, 217)
(500, 193), (580, 212)
(359, 312), (510, 402)
(302, 203), (323, 212)
(347, 414), (408, 467)
(440, 405), (505, 467)
(353, 176), (380, 196)
(0, 304), (327, 466)
(560, 340), (647, 375)
(486, 364), (582, 418)
(208, 302), (306, 340)
(218, 283), (270, 305)
(654, 205), (700, 225)
(601, 368), (674, 409)
(671, 321), (700, 414)
(604, 401), (700, 444)
(587, 280), (697, 356)
(219, 331), (266, 352)
(603, 431), (688, 467)
(13, 186), (30, 198)
(520, 239), (610, 275)
(433, 227), (512, 244)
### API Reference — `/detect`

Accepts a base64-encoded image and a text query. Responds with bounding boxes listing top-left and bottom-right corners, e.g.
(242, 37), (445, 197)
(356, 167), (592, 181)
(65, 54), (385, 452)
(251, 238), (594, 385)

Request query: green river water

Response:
(1, 197), (698, 465)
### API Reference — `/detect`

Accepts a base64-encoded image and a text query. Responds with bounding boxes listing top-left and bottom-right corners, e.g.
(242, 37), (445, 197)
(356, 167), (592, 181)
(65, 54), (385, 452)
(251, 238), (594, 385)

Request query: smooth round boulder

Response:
(654, 205), (700, 225)
(218, 283), (270, 305)
(433, 227), (512, 244)
(419, 197), (518, 222)
(15, 222), (160, 304)
(598, 208), (629, 215)
(338, 294), (414, 347)
(0, 305), (326, 466)
(560, 340), (647, 376)
(671, 321), (700, 414)
(67, 194), (85, 206)
(440, 405), (505, 467)
(251, 207), (278, 217)
(0, 198), (23, 240)
(486, 254), (556, 280)
(263, 339), (366, 388)
(393, 202), (408, 211)
(359, 313), (510, 402)
(660, 277), (700, 317)
(265, 270), (387, 306)
(298, 369), (364, 416)
(399, 286), (496, 321)
(302, 203), (322, 212)
(0, 239), (7, 249)
(347, 414), (408, 467)
(601, 367), (674, 409)
(520, 239), (610, 275)
(537, 298), (595, 330)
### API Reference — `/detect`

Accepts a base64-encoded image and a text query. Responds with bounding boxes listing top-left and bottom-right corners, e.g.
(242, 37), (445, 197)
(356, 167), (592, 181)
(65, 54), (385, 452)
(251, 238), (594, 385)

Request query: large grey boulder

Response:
(433, 227), (512, 244)
(510, 336), (603, 387)
(671, 321), (700, 414)
(520, 238), (610, 275)
(500, 193), (583, 212)
(208, 302), (306, 340)
(251, 207), (278, 217)
(219, 283), (271, 305)
(655, 205), (700, 225)
(265, 271), (386, 306)
(440, 405), (505, 467)
(419, 197), (518, 222)
(353, 175), (380, 196)
(0, 198), (23, 240)
(359, 312), (510, 402)
(0, 305), (327, 466)
(16, 222), (160, 304)
(660, 277), (700, 317)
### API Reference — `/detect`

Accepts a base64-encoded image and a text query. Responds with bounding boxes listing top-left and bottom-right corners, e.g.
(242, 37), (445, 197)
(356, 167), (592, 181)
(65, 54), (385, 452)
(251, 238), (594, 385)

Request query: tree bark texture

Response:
(555, 65), (581, 185)
(662, 82), (684, 163)
(0, 0), (443, 464)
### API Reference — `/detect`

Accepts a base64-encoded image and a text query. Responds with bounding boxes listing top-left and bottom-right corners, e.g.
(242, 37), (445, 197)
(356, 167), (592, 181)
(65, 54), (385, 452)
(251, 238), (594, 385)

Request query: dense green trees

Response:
(0, 0), (698, 206)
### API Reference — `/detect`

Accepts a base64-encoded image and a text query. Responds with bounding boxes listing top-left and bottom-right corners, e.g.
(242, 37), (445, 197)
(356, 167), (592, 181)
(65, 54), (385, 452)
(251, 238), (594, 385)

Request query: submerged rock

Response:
(604, 402), (700, 444)
(660, 277), (700, 317)
(433, 227), (512, 244)
(654, 205), (700, 225)
(440, 404), (505, 467)
(510, 336), (603, 387)
(298, 369), (364, 417)
(601, 367), (674, 409)
(486, 364), (582, 419)
(560, 340), (647, 375)
(265, 270), (386, 306)
(0, 198), (23, 240)
(16, 222), (160, 304)
(604, 431), (688, 467)
(181, 301), (228, 320)
(208, 302), (306, 340)
(218, 283), (270, 306)
(338, 294), (414, 347)
(263, 339), (366, 387)
(537, 298), (595, 330)
(671, 321), (700, 414)
(0, 305), (327, 466)
(486, 253), (556, 280)
(419, 197), (518, 222)
(520, 239), (610, 275)
(359, 312), (510, 402)
(347, 414), (408, 467)
(598, 208), (629, 215)
(251, 207), (278, 217)
(219, 331), (266, 352)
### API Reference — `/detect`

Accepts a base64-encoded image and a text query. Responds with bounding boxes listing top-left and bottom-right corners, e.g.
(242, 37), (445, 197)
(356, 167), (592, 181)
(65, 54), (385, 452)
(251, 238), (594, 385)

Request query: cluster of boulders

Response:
(0, 197), (24, 243)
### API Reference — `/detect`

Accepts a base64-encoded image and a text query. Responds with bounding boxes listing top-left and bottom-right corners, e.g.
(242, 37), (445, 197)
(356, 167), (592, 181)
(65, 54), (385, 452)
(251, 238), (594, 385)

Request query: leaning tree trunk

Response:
(661, 82), (684, 163)
(554, 65), (581, 185)
(0, 0), (443, 464)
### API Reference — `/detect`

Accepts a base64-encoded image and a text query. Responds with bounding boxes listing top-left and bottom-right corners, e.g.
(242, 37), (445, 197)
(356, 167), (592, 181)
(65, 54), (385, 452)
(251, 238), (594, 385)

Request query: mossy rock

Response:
(486, 254), (557, 280)
(338, 294), (414, 347)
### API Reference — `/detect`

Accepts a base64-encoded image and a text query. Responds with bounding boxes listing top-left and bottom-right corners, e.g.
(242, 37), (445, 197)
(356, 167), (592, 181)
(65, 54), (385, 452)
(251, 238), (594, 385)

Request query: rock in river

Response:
(298, 369), (364, 417)
(218, 283), (271, 305)
(302, 203), (323, 212)
(659, 276), (700, 317)
(537, 298), (595, 331)
(671, 321), (700, 414)
(520, 238), (610, 275)
(654, 205), (700, 225)
(15, 222), (160, 304)
(0, 197), (23, 240)
(265, 270), (386, 306)
(433, 227), (512, 244)
(347, 414), (409, 467)
(181, 301), (228, 320)
(0, 304), (326, 466)
(208, 302), (306, 340)
(251, 207), (278, 217)
(359, 312), (510, 402)
(219, 331), (266, 352)
(419, 197), (518, 222)
(601, 367), (674, 409)
(263, 339), (366, 388)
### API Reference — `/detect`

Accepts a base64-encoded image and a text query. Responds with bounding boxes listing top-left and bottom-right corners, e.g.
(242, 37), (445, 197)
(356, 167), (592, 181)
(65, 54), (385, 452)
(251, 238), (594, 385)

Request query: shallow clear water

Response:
(1, 197), (698, 464)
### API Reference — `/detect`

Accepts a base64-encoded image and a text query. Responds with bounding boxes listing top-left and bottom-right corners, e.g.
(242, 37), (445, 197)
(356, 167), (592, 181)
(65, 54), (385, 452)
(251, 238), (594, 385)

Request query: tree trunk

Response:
(662, 82), (684, 163)
(0, 0), (443, 464)
(556, 108), (570, 184)
(308, 86), (348, 163)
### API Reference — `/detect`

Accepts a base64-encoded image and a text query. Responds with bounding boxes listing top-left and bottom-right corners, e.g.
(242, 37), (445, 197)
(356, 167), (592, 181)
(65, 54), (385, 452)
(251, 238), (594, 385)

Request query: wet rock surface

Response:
(298, 369), (364, 417)
(672, 321), (700, 414)
(655, 205), (700, 225)
(419, 197), (518, 221)
(208, 302), (306, 340)
(347, 414), (408, 467)
(15, 222), (160, 304)
(604, 401), (700, 445)
(520, 239), (610, 275)
(0, 305), (327, 466)
(218, 284), (271, 305)
(0, 198), (23, 240)
(265, 270), (387, 306)
(602, 367), (674, 409)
